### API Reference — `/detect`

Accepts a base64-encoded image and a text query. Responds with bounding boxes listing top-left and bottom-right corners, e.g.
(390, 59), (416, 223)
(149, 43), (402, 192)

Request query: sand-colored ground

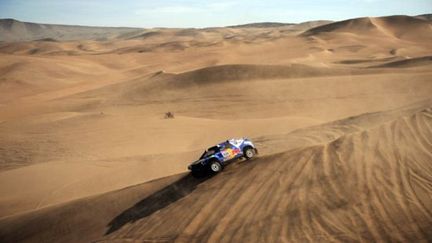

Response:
(0, 15), (431, 242)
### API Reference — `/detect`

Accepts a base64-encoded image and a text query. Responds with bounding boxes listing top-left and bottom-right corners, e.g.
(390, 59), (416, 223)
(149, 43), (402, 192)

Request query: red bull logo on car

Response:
(221, 147), (241, 161)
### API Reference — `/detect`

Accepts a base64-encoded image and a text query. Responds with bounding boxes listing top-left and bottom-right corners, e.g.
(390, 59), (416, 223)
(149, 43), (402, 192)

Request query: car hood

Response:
(190, 159), (205, 165)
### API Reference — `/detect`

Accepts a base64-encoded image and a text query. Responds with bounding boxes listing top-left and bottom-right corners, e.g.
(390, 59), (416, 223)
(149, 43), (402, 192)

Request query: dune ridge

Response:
(370, 56), (432, 68)
(301, 15), (432, 41)
(171, 64), (352, 84)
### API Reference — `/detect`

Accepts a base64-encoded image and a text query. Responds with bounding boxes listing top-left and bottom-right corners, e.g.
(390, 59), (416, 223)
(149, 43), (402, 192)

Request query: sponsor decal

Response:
(221, 148), (241, 161)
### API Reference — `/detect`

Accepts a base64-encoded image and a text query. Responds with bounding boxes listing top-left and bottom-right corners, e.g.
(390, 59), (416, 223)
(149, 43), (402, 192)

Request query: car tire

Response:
(244, 147), (255, 160)
(210, 161), (223, 173)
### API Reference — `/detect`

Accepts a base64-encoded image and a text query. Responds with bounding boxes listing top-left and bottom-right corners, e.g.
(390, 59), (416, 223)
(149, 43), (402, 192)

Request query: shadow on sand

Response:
(105, 173), (211, 235)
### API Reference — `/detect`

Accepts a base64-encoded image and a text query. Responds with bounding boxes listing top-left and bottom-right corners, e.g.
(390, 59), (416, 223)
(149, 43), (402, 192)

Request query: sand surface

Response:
(0, 15), (431, 242)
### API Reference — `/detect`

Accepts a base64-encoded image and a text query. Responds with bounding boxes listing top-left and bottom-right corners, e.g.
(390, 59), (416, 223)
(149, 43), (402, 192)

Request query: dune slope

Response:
(302, 15), (432, 42)
(1, 105), (431, 242)
(101, 107), (432, 242)
(370, 56), (432, 68)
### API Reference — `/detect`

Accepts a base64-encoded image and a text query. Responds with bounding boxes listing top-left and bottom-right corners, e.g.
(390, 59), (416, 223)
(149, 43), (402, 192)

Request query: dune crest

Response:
(370, 56), (432, 68)
(302, 15), (432, 41)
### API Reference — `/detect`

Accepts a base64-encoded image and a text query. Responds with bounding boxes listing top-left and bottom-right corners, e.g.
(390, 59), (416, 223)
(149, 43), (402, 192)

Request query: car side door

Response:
(220, 142), (242, 161)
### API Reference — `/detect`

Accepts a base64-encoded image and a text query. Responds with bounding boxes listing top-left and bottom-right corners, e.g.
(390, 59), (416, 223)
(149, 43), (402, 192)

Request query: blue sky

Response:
(0, 0), (430, 28)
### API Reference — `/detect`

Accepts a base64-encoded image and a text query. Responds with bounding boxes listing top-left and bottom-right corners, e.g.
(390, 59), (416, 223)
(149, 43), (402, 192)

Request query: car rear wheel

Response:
(244, 147), (255, 159)
(210, 161), (223, 173)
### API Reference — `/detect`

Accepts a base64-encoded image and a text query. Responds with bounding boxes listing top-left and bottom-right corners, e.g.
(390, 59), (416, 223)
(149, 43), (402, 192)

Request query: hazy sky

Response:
(0, 0), (430, 28)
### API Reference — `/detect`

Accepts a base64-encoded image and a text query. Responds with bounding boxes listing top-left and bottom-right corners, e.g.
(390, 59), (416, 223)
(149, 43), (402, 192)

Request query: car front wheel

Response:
(210, 161), (223, 173)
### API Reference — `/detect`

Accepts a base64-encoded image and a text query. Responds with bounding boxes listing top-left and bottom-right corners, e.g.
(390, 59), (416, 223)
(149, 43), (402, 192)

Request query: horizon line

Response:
(1, 13), (430, 29)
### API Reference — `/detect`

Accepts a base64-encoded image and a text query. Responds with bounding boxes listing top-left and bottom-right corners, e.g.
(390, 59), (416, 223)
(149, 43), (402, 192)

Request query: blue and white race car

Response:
(188, 138), (258, 176)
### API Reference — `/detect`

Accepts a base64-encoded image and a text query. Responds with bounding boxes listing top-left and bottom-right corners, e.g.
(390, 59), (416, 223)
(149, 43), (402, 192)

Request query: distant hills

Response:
(416, 14), (432, 20)
(0, 19), (142, 42)
(0, 18), (331, 42)
(227, 22), (296, 28)
(0, 14), (430, 42)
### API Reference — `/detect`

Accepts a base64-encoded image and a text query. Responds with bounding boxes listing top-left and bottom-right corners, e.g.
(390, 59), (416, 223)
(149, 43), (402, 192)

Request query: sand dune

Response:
(255, 99), (432, 155)
(101, 106), (432, 242)
(370, 16), (432, 41)
(370, 55), (432, 68)
(416, 14), (432, 21)
(65, 63), (432, 121)
(302, 15), (432, 42)
(302, 17), (380, 36)
(1, 103), (431, 242)
(228, 20), (333, 30)
(176, 63), (352, 78)
(1, 60), (431, 218)
(153, 64), (355, 87)
(335, 56), (400, 65)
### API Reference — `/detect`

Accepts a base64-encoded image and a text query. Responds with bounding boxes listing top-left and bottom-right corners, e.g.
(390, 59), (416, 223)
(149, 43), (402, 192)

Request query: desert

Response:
(0, 11), (432, 243)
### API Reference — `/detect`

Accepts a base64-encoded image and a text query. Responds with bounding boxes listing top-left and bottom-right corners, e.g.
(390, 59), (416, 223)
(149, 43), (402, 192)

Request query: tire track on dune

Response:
(349, 130), (385, 242)
(101, 108), (432, 242)
(368, 127), (397, 242)
(250, 150), (315, 242)
(412, 112), (432, 155)
(331, 108), (429, 242)
(186, 159), (271, 240)
(322, 141), (347, 205)
(268, 150), (318, 242)
(395, 115), (424, 233)
(206, 150), (312, 242)
(117, 160), (262, 242)
(336, 130), (377, 241)
(387, 118), (423, 239)
(123, 183), (228, 240)
(189, 164), (268, 241)
(371, 128), (409, 241)
(275, 151), (318, 242)
(403, 113), (432, 239)
(393, 112), (432, 239)
(407, 169), (432, 220)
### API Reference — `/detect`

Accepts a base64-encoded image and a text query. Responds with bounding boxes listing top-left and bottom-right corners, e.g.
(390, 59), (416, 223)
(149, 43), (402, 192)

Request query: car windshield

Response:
(200, 146), (219, 159)
(218, 142), (227, 149)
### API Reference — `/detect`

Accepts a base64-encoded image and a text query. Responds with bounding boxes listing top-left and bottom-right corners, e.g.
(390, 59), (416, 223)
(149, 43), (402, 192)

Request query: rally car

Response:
(188, 138), (258, 177)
